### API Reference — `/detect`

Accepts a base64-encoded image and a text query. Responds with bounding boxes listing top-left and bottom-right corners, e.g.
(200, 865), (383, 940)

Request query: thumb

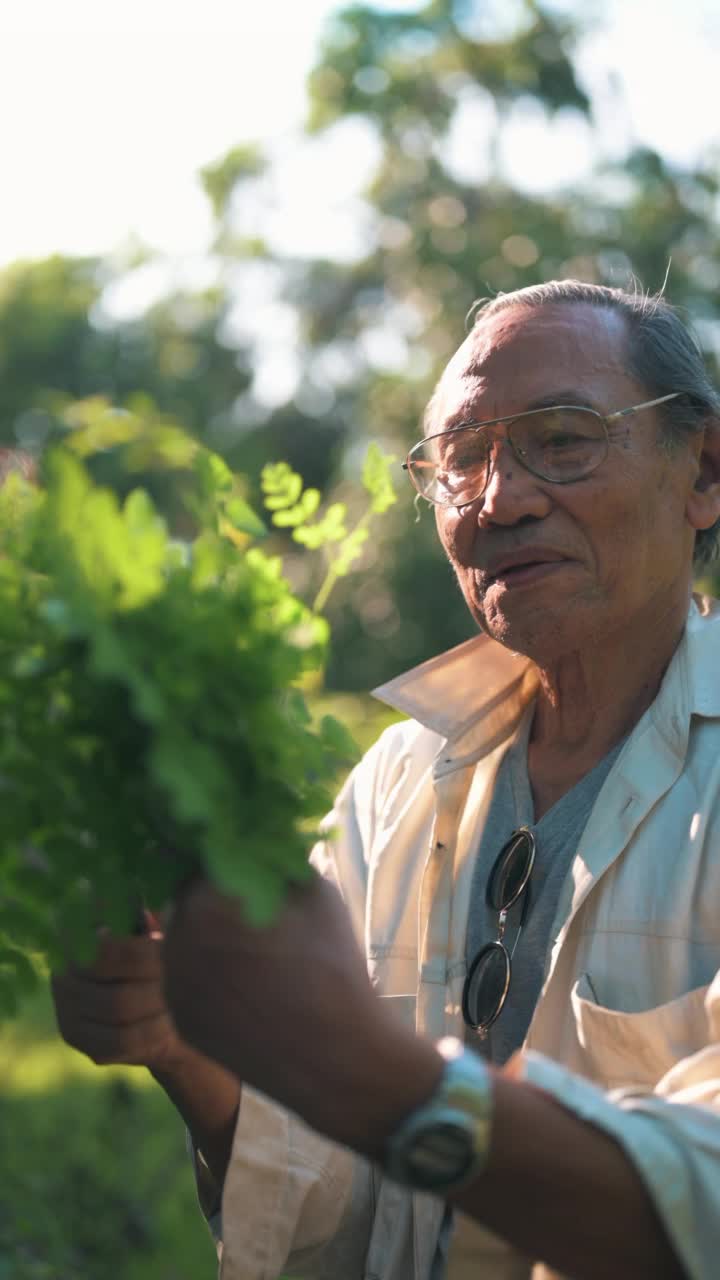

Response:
(136, 907), (165, 940)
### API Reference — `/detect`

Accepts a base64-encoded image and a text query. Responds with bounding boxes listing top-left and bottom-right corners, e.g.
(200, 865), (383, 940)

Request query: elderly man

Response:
(54, 281), (720, 1279)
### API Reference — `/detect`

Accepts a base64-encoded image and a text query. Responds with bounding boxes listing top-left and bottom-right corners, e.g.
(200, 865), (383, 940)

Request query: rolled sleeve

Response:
(187, 1135), (224, 1247)
(520, 1035), (720, 1280)
(218, 1086), (373, 1280)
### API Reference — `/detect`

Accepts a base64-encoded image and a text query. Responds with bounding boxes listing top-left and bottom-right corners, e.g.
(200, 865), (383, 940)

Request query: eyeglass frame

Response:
(403, 392), (682, 508)
(462, 826), (536, 1036)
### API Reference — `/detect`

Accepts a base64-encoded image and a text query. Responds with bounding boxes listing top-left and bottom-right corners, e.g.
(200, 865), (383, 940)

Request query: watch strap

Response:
(383, 1036), (493, 1192)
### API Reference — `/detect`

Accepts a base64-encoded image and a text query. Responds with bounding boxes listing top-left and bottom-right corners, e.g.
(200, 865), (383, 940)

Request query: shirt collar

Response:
(373, 594), (720, 745)
(372, 629), (536, 744)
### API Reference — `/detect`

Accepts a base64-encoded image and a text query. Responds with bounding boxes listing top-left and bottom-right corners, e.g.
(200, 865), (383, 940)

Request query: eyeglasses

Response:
(462, 827), (536, 1036)
(403, 393), (681, 508)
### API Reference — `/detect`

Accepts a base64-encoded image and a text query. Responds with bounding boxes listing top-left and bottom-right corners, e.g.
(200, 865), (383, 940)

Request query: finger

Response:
(55, 1006), (176, 1066)
(59, 932), (165, 983)
(140, 907), (164, 939)
(51, 971), (168, 1027)
(131, 900), (166, 940)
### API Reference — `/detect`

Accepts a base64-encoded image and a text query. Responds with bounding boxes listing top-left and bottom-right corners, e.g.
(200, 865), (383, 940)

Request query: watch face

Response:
(405, 1122), (475, 1189)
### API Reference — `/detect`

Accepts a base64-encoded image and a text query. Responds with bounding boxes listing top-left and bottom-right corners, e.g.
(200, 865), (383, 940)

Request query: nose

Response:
(476, 437), (553, 528)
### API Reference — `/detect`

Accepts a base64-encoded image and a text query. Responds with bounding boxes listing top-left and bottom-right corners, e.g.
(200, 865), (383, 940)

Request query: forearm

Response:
(152, 1046), (241, 1189)
(320, 1029), (685, 1280)
(450, 1064), (686, 1280)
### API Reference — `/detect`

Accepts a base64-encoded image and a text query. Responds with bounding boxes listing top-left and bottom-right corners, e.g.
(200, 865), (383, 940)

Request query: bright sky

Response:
(0, 0), (342, 265)
(1, 0), (718, 271)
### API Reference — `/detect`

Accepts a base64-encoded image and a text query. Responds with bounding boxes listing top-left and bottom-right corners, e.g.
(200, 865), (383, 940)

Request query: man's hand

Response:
(163, 873), (443, 1155)
(51, 917), (184, 1073)
(51, 915), (242, 1190)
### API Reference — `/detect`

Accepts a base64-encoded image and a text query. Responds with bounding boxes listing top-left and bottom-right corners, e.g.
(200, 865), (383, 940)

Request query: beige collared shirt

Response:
(212, 595), (720, 1280)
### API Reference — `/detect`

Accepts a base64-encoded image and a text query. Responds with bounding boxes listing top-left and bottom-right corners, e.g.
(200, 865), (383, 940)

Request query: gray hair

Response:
(456, 280), (720, 567)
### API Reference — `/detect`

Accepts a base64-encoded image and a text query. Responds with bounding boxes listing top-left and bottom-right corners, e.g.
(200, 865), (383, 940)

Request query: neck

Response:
(527, 594), (689, 817)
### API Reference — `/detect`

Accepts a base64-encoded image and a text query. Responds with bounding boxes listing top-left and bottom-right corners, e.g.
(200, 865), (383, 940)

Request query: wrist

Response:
(150, 1037), (238, 1096)
(310, 1016), (445, 1160)
(149, 1037), (199, 1088)
(151, 1043), (242, 1190)
(384, 1037), (494, 1192)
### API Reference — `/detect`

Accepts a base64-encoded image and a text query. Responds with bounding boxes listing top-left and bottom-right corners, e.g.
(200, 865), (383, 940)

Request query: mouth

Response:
(483, 557), (572, 588)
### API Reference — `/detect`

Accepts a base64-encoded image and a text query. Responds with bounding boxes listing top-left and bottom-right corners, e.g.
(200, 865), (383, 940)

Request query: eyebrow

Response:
(524, 389), (600, 412)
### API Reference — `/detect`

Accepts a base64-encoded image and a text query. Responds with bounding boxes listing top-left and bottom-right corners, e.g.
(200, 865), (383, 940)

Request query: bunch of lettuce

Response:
(0, 401), (395, 1014)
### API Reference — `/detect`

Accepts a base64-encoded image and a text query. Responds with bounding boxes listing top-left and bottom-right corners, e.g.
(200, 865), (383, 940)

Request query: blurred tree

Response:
(0, 255), (250, 456)
(2, 0), (719, 687)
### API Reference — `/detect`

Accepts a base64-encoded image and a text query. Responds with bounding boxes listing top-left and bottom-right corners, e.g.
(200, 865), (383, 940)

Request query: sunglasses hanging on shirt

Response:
(462, 827), (536, 1035)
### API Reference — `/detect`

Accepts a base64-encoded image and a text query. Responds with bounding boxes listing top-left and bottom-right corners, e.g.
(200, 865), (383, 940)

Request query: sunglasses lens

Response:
(462, 941), (511, 1031)
(486, 828), (535, 912)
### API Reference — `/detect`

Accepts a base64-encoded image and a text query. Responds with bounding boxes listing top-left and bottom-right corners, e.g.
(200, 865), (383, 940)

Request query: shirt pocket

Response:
(571, 972), (711, 1090)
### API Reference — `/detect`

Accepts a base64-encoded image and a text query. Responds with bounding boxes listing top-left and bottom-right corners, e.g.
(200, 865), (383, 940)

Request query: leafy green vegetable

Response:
(0, 399), (396, 1016)
(261, 442), (397, 612)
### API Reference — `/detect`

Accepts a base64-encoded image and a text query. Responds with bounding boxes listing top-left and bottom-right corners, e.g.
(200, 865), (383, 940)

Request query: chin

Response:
(471, 594), (584, 664)
(464, 561), (603, 646)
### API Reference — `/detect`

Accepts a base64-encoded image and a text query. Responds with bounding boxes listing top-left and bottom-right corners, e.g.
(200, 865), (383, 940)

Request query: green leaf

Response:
(224, 495), (267, 538)
(261, 462), (303, 510)
(292, 502), (347, 548)
(319, 714), (360, 765)
(195, 450), (233, 498)
(271, 487), (322, 527)
(331, 526), (369, 577)
(362, 442), (397, 514)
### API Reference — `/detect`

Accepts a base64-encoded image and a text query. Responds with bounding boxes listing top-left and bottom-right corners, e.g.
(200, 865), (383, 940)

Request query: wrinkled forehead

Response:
(430, 302), (633, 431)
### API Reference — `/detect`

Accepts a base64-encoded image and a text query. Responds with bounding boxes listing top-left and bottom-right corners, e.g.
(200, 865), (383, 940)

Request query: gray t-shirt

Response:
(464, 712), (624, 1065)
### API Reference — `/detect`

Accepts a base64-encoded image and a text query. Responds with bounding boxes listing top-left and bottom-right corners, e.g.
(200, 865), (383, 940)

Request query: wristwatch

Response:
(383, 1036), (493, 1192)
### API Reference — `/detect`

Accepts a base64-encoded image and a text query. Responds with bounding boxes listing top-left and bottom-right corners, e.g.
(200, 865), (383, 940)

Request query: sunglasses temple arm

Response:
(506, 883), (532, 961)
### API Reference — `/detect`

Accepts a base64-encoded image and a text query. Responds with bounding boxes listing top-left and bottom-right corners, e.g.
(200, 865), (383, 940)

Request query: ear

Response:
(686, 422), (720, 532)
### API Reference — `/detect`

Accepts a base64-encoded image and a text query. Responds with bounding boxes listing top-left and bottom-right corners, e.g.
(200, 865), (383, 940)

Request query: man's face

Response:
(431, 302), (701, 663)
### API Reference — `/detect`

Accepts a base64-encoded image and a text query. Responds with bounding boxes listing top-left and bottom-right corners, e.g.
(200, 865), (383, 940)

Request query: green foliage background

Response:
(2, 0), (720, 1273)
(1, 992), (217, 1280)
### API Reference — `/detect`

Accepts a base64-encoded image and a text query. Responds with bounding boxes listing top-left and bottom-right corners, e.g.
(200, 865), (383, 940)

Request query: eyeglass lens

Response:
(462, 827), (536, 1034)
(408, 407), (607, 505)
